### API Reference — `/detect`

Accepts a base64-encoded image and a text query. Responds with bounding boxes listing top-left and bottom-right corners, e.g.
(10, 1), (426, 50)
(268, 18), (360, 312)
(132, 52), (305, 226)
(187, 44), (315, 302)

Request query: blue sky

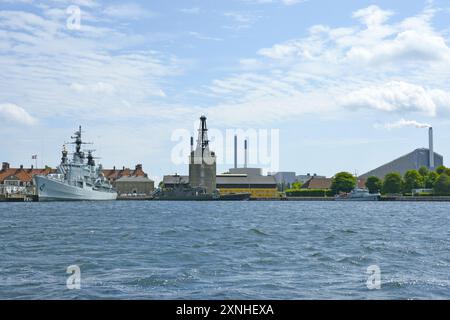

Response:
(1, 0), (450, 182)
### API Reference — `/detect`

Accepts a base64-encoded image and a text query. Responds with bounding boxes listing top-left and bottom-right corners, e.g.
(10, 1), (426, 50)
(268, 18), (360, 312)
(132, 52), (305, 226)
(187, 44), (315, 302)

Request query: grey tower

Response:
(189, 115), (217, 194)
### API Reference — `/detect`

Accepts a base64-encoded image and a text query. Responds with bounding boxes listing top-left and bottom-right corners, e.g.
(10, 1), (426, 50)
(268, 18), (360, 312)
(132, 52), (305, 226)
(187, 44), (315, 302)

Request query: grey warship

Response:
(152, 116), (250, 201)
(34, 126), (117, 201)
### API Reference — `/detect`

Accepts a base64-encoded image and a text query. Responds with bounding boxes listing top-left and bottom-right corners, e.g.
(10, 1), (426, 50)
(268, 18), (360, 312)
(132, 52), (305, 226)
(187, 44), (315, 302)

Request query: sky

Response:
(1, 0), (450, 183)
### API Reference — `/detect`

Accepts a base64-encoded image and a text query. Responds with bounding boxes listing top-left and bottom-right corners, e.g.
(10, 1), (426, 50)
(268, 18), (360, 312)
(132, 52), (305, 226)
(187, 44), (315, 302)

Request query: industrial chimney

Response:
(190, 136), (194, 154)
(244, 140), (248, 168)
(234, 134), (238, 169)
(429, 127), (435, 169)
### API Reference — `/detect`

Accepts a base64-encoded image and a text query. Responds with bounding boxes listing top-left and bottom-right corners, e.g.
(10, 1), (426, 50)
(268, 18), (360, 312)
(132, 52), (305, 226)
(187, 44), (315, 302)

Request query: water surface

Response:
(0, 201), (448, 299)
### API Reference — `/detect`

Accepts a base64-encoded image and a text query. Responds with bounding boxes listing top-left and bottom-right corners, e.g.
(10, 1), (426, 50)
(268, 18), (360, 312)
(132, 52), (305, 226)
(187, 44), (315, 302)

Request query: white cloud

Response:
(103, 3), (154, 20)
(179, 7), (201, 15)
(341, 81), (450, 117)
(70, 82), (115, 94)
(241, 0), (307, 5)
(257, 5), (450, 66)
(352, 5), (393, 27)
(0, 103), (37, 125)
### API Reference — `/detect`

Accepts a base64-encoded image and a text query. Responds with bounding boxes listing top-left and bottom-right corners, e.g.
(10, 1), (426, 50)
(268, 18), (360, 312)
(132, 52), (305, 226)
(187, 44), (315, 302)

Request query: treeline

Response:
(285, 166), (450, 197)
(365, 165), (450, 195)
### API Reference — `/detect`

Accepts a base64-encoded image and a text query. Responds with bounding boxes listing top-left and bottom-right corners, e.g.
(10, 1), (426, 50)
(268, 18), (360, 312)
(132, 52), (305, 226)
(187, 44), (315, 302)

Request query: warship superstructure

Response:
(34, 126), (117, 201)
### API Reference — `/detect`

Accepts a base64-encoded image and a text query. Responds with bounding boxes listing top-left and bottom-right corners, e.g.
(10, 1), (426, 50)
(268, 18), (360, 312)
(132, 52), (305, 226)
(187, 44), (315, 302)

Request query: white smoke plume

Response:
(380, 118), (431, 130)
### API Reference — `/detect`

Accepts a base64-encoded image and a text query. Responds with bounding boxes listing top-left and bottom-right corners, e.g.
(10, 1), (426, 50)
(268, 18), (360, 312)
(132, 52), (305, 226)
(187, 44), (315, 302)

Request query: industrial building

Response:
(270, 172), (327, 190)
(217, 135), (277, 198)
(360, 128), (443, 179)
(188, 115), (217, 194)
(163, 172), (278, 199)
(162, 132), (278, 199)
(217, 170), (278, 198)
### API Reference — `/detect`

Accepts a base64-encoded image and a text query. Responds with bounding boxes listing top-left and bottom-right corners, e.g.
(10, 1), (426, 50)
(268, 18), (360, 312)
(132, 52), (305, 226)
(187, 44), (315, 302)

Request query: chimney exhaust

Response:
(429, 127), (435, 169)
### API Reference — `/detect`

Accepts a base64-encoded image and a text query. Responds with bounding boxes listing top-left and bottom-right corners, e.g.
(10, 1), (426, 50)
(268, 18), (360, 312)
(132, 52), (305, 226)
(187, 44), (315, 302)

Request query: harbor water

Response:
(0, 201), (448, 299)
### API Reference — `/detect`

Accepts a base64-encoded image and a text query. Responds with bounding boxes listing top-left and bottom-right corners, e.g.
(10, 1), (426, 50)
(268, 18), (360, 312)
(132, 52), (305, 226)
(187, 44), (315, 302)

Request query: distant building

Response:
(102, 164), (148, 183)
(115, 176), (154, 196)
(0, 162), (55, 195)
(270, 172), (297, 190)
(359, 148), (444, 179)
(103, 164), (154, 195)
(218, 167), (278, 198)
(301, 176), (333, 189)
(162, 168), (278, 199)
(296, 173), (326, 184)
(189, 115), (217, 194)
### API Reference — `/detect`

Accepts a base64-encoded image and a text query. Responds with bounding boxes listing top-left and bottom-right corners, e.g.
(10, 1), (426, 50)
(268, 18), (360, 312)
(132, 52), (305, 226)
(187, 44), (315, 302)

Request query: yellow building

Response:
(216, 170), (278, 199)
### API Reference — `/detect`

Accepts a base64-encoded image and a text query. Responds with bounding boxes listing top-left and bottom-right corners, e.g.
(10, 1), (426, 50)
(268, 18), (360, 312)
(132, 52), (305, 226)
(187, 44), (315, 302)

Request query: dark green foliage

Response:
(418, 166), (429, 177)
(365, 176), (382, 194)
(434, 173), (450, 195)
(331, 172), (356, 194)
(382, 172), (403, 194)
(403, 170), (424, 192)
(424, 171), (438, 189)
(436, 165), (447, 175)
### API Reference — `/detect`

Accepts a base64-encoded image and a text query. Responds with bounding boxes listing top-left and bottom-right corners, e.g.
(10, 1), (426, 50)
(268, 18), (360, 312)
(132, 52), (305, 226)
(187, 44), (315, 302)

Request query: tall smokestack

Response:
(244, 140), (248, 168)
(429, 127), (435, 169)
(234, 135), (238, 169)
(190, 136), (194, 154)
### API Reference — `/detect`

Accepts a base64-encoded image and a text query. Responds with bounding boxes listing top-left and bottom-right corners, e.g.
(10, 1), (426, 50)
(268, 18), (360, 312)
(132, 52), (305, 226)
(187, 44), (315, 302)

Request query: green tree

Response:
(436, 165), (447, 175)
(291, 181), (303, 189)
(365, 176), (382, 194)
(434, 173), (450, 195)
(425, 171), (438, 189)
(403, 170), (424, 192)
(331, 172), (356, 194)
(418, 166), (429, 177)
(382, 173), (403, 194)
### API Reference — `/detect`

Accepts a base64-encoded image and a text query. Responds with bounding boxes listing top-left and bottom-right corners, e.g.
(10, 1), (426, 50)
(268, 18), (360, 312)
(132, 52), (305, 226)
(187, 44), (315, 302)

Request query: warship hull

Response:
(34, 176), (117, 201)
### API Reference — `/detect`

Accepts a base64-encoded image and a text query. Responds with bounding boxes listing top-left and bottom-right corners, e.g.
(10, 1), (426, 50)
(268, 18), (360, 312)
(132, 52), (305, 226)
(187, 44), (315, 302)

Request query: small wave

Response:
(249, 228), (269, 236)
(339, 229), (357, 234)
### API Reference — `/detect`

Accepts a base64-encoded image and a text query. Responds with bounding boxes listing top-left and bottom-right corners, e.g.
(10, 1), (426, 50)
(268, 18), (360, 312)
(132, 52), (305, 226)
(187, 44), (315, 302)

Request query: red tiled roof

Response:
(102, 165), (148, 182)
(0, 168), (56, 183)
(301, 177), (333, 189)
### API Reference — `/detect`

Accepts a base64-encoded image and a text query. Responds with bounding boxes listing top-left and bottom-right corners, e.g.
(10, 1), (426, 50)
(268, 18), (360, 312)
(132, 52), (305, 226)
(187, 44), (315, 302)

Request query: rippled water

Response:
(0, 201), (449, 299)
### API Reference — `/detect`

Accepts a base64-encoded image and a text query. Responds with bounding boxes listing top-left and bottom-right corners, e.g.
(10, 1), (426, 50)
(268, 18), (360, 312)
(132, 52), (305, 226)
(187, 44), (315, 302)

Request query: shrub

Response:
(285, 189), (333, 197)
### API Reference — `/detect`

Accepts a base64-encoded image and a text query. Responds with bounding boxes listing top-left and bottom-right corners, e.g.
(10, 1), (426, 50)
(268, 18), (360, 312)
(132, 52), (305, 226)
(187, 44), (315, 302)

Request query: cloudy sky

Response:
(1, 0), (450, 182)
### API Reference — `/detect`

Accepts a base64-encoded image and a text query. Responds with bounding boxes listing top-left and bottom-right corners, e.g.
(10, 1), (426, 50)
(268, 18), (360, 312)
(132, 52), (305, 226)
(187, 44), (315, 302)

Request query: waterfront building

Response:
(301, 176), (333, 189)
(0, 162), (55, 195)
(162, 172), (277, 199)
(115, 176), (155, 196)
(102, 164), (148, 183)
(189, 115), (217, 194)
